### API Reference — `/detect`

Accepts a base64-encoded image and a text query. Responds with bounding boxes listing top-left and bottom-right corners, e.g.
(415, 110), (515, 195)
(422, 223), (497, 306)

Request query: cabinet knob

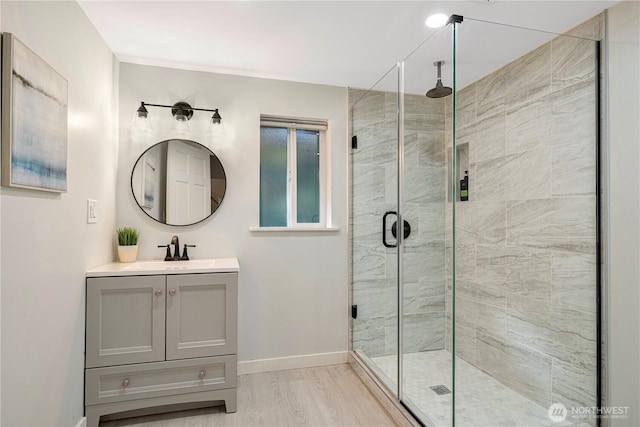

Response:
(154, 289), (162, 297)
(169, 289), (176, 296)
(199, 370), (206, 379)
(122, 378), (129, 388)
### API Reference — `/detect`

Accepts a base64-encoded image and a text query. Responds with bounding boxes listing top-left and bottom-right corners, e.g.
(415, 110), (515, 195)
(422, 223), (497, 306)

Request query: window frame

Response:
(259, 116), (331, 229)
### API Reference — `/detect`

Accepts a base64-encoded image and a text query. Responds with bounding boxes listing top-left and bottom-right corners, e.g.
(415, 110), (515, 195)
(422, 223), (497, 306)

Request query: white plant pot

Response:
(118, 245), (138, 263)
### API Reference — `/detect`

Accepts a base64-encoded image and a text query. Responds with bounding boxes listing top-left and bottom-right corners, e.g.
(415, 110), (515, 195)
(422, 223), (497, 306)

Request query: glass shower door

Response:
(350, 23), (456, 426)
(350, 65), (401, 394)
(399, 23), (454, 427)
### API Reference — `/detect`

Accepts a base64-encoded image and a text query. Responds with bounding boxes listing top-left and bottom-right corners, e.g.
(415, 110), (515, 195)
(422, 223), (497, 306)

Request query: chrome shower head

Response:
(426, 61), (452, 98)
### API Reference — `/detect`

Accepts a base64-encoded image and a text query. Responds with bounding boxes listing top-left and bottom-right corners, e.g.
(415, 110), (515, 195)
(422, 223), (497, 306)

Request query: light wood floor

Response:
(100, 364), (397, 427)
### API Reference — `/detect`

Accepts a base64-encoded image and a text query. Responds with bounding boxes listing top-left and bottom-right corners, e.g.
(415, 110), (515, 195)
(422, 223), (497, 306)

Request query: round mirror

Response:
(131, 139), (226, 226)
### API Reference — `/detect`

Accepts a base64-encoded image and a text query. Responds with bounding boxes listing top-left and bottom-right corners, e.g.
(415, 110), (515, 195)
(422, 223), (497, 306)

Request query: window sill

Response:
(249, 226), (340, 233)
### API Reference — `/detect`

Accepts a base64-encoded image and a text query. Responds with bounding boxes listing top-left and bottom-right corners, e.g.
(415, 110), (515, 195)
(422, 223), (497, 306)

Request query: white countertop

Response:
(86, 258), (239, 277)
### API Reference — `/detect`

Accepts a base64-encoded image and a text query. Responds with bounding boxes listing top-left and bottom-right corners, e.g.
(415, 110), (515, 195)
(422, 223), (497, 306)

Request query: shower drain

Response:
(430, 385), (451, 395)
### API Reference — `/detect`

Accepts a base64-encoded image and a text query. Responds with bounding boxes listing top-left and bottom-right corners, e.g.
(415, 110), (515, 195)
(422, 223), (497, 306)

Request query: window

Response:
(259, 115), (330, 228)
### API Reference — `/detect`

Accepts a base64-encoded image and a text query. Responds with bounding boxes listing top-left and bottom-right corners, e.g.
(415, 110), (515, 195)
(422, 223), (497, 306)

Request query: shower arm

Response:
(435, 61), (444, 86)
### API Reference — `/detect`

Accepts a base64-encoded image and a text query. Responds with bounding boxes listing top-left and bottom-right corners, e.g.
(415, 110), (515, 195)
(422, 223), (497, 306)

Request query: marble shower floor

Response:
(369, 350), (592, 427)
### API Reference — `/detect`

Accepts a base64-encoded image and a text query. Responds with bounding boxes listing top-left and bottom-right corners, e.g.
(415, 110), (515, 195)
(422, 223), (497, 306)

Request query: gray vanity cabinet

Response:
(86, 275), (166, 368)
(85, 271), (238, 427)
(166, 273), (237, 360)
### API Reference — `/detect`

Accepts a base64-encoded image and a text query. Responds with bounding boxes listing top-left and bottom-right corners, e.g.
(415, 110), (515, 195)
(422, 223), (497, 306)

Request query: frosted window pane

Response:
(296, 130), (320, 223)
(260, 127), (288, 226)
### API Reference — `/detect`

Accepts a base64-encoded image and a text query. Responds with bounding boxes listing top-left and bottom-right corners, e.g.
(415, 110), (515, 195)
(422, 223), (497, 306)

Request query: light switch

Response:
(87, 199), (98, 224)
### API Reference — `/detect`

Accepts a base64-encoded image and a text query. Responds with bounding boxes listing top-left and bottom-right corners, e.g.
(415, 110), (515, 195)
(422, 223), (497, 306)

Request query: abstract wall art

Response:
(1, 32), (68, 192)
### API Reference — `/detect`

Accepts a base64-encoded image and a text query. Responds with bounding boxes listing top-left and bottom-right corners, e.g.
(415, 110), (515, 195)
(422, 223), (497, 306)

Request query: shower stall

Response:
(350, 14), (601, 427)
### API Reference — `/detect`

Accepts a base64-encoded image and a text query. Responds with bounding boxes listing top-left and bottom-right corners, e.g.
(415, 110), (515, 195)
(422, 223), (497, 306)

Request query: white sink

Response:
(122, 259), (217, 271)
(86, 258), (239, 277)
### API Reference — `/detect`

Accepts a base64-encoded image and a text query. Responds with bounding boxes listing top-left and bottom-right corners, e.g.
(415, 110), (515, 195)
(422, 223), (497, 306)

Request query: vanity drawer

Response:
(85, 355), (236, 405)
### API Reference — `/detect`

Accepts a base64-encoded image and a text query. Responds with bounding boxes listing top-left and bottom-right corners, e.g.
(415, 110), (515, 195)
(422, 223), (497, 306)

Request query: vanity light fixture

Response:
(132, 102), (153, 132)
(136, 102), (149, 118)
(210, 109), (222, 125)
(135, 101), (223, 127)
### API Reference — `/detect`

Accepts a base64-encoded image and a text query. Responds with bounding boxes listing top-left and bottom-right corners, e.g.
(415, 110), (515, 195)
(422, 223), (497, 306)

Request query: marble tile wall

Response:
(350, 87), (447, 357)
(444, 16), (600, 422)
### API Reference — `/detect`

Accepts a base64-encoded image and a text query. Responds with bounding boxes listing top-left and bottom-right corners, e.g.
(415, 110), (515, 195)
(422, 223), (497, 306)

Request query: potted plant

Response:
(117, 227), (139, 263)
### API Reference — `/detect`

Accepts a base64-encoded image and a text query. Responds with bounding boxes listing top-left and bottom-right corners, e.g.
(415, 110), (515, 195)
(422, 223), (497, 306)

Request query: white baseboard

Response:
(237, 351), (348, 375)
(75, 417), (87, 427)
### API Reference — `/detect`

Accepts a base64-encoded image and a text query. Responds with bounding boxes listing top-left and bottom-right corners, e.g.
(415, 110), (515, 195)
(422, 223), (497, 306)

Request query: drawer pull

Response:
(199, 370), (206, 379)
(122, 378), (129, 388)
(154, 289), (162, 297)
(169, 289), (176, 296)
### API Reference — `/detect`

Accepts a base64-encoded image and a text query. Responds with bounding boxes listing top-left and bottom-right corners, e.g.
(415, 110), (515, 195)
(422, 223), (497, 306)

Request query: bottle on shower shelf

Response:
(460, 170), (469, 201)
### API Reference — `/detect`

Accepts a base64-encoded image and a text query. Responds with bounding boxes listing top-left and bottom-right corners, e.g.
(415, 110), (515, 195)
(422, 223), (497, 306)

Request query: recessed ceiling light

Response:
(425, 13), (448, 28)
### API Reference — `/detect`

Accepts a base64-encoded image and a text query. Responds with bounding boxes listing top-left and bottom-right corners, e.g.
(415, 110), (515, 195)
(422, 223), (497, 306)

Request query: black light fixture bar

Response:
(137, 101), (222, 124)
(141, 102), (220, 114)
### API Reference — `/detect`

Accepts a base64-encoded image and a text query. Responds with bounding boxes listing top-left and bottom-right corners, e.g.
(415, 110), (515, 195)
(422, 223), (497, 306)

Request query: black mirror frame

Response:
(130, 139), (227, 226)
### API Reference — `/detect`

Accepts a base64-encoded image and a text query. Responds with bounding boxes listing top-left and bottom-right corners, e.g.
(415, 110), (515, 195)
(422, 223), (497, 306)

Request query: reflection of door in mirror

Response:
(166, 140), (211, 224)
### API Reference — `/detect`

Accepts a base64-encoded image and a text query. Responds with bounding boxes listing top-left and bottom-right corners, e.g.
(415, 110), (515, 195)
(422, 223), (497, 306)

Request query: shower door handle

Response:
(392, 219), (411, 240)
(382, 211), (397, 248)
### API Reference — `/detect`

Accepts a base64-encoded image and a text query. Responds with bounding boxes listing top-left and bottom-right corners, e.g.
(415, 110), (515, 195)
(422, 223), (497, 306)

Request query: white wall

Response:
(0, 1), (118, 425)
(117, 63), (349, 366)
(607, 1), (640, 426)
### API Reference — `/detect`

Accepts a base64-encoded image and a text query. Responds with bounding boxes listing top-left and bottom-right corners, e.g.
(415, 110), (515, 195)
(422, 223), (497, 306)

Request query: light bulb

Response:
(426, 13), (448, 28)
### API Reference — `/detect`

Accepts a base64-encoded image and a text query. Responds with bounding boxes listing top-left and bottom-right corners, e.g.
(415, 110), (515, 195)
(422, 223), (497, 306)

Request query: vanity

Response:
(84, 258), (238, 427)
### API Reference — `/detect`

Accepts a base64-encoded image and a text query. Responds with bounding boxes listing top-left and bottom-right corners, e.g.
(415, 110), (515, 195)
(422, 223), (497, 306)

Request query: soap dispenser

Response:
(460, 170), (469, 201)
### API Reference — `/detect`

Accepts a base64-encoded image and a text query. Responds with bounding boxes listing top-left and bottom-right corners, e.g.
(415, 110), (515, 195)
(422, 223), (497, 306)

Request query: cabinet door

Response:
(86, 276), (166, 368)
(166, 273), (237, 360)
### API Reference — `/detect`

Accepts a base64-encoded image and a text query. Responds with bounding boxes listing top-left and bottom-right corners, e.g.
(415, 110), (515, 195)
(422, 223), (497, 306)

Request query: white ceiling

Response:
(79, 1), (616, 94)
